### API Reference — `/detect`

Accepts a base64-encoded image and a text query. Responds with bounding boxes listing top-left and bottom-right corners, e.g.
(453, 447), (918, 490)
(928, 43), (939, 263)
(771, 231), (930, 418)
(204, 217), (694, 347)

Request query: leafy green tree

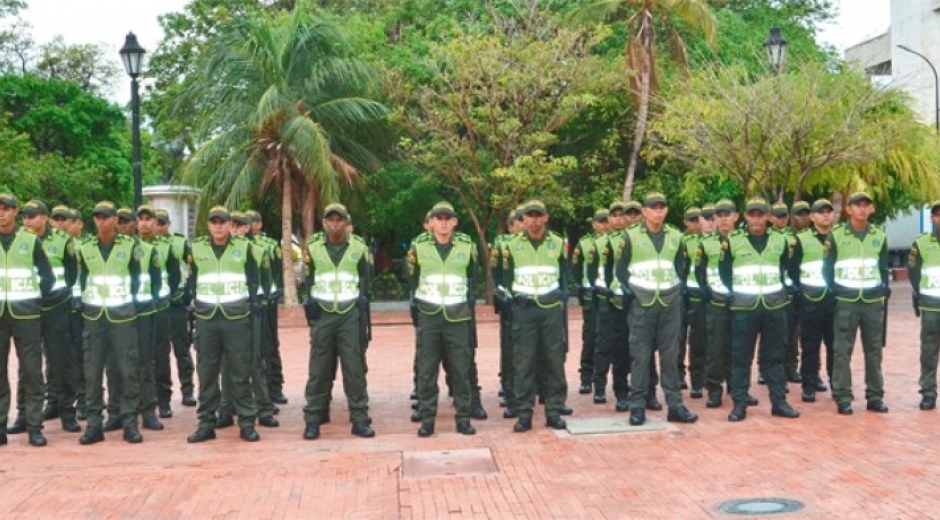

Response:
(35, 36), (121, 95)
(650, 62), (940, 213)
(569, 0), (717, 201)
(177, 2), (392, 306)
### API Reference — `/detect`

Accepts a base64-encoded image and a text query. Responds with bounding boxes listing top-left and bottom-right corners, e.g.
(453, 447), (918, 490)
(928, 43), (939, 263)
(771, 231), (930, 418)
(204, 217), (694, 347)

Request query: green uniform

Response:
(490, 233), (516, 408)
(1, 227), (55, 433)
(719, 229), (791, 407)
(502, 230), (568, 421)
(302, 232), (371, 426)
(255, 233), (284, 398)
(592, 231), (630, 400)
(824, 223), (889, 406)
(571, 231), (597, 389)
(616, 223), (686, 410)
(79, 234), (143, 429)
(789, 225), (835, 395)
(408, 232), (477, 423)
(163, 233), (195, 403)
(189, 235), (259, 430)
(680, 231), (706, 391)
(696, 232), (731, 400)
(772, 226), (801, 379)
(911, 231), (940, 399)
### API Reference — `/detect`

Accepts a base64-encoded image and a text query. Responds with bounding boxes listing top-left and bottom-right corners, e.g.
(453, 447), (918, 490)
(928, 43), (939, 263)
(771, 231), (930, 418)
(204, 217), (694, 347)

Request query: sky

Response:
(16, 0), (893, 104)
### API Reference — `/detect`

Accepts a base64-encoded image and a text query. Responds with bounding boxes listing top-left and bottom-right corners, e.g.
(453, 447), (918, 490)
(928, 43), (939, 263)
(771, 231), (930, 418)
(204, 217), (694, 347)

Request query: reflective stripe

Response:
(513, 266), (560, 296)
(833, 257), (880, 289)
(920, 265), (940, 297)
(627, 259), (681, 291)
(800, 260), (826, 288)
(415, 273), (468, 306)
(731, 264), (783, 295)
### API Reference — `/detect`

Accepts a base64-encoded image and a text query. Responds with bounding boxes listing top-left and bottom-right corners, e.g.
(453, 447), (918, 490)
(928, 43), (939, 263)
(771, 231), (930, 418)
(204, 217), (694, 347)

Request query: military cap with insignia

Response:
(684, 206), (702, 220)
(244, 209), (262, 222)
(593, 208), (609, 222)
(609, 201), (626, 213)
(522, 199), (548, 215)
(429, 201), (457, 218)
(847, 191), (873, 205)
(643, 191), (667, 207)
(92, 201), (117, 217)
(207, 206), (231, 221)
(116, 207), (135, 221)
(136, 204), (156, 217)
(623, 200), (642, 213)
(322, 203), (350, 220)
(791, 201), (811, 214)
(154, 209), (170, 224)
(51, 205), (70, 219)
(812, 199), (834, 212)
(714, 199), (736, 213)
(771, 202), (789, 217)
(0, 192), (18, 208)
(231, 210), (251, 225)
(21, 200), (49, 217)
(744, 197), (770, 213)
(702, 203), (716, 218)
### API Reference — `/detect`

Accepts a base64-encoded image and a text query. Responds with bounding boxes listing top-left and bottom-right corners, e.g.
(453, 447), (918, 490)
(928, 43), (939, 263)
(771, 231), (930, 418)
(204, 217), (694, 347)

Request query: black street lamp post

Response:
(119, 32), (146, 208)
(764, 26), (788, 74)
(897, 44), (940, 134)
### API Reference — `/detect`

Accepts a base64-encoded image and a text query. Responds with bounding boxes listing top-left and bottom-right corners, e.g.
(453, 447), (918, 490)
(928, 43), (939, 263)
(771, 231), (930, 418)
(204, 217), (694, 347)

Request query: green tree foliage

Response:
(177, 2), (392, 305)
(650, 62), (940, 214)
(0, 74), (145, 212)
(35, 36), (121, 96)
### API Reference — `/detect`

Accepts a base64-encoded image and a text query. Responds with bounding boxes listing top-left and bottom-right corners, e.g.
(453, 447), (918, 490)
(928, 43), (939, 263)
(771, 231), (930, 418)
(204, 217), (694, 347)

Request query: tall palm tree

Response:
(178, 2), (391, 305)
(570, 0), (717, 201)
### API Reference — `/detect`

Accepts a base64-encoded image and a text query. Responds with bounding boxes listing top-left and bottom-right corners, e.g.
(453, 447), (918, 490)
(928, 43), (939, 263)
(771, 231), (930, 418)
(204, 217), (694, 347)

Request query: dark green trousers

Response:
(220, 311), (274, 419)
(593, 301), (625, 393)
(106, 312), (158, 420)
(729, 305), (788, 406)
(69, 302), (85, 410)
(16, 301), (74, 420)
(161, 303), (195, 401)
(785, 298), (801, 375)
(0, 312), (44, 431)
(704, 303), (731, 396)
(627, 300), (684, 410)
(680, 297), (707, 389)
(799, 297), (834, 392)
(498, 304), (514, 407)
(579, 298), (597, 385)
(265, 300), (284, 396)
(511, 302), (566, 420)
(832, 299), (885, 404)
(920, 310), (940, 398)
(151, 306), (173, 406)
(303, 309), (369, 424)
(416, 312), (473, 422)
(194, 314), (256, 429)
(85, 317), (140, 428)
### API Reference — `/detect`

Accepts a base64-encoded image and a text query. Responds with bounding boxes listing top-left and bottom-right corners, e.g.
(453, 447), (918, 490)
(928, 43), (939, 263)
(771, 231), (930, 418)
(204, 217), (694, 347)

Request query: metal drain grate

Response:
(402, 448), (498, 479)
(719, 498), (804, 515)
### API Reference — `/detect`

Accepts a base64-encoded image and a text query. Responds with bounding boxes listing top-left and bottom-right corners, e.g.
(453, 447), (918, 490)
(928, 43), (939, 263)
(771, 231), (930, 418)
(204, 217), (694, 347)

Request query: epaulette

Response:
(231, 235), (248, 243)
(193, 236), (210, 244)
(349, 233), (367, 245)
(412, 232), (433, 244)
(729, 228), (745, 237)
(454, 232), (474, 244)
(307, 231), (325, 244)
(665, 223), (680, 232)
(173, 232), (185, 237)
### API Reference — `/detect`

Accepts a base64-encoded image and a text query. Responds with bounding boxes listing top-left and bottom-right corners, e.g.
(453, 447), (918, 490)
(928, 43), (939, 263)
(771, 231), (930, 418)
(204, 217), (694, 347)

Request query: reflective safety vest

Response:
(80, 236), (137, 322)
(40, 227), (72, 308)
(573, 233), (595, 294)
(306, 235), (366, 314)
(257, 235), (281, 296)
(831, 224), (887, 303)
(508, 232), (565, 308)
(728, 231), (788, 311)
(796, 228), (829, 302)
(625, 225), (683, 307)
(168, 234), (189, 303)
(135, 240), (158, 316)
(0, 228), (42, 319)
(682, 233), (703, 300)
(414, 237), (474, 321)
(192, 237), (251, 320)
(701, 234), (729, 307)
(597, 231), (628, 309)
(147, 236), (172, 309)
(915, 232), (940, 311)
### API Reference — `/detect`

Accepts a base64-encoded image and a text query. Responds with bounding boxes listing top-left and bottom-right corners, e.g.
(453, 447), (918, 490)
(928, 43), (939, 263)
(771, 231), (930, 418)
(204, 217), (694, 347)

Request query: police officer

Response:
(910, 200), (940, 411)
(591, 201), (630, 409)
(301, 203), (374, 440)
(217, 211), (278, 429)
(245, 210), (286, 405)
(616, 192), (697, 426)
(408, 201), (478, 437)
(16, 200), (79, 434)
(570, 208), (608, 395)
(0, 192), (55, 446)
(720, 197), (800, 422)
(61, 207), (87, 419)
(696, 199), (737, 408)
(500, 200), (568, 432)
(154, 209), (197, 413)
(679, 204), (708, 398)
(78, 201), (146, 445)
(186, 206), (261, 443)
(492, 208), (523, 418)
(825, 191), (890, 415)
(789, 199), (836, 403)
(769, 202), (803, 383)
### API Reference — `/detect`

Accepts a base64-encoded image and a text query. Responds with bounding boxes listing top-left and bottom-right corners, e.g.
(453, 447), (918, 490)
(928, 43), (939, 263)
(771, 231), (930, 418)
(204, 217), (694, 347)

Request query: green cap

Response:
(322, 203), (350, 220)
(244, 210), (262, 223)
(812, 199), (834, 212)
(69, 208), (83, 221)
(117, 207), (135, 220)
(522, 200), (547, 215)
(207, 206), (231, 221)
(51, 205), (71, 219)
(608, 201), (626, 213)
(0, 192), (18, 208)
(429, 201), (456, 218)
(683, 206), (702, 220)
(154, 209), (170, 224)
(21, 199), (49, 217)
(92, 201), (117, 217)
(230, 210), (250, 225)
(715, 199), (736, 213)
(643, 191), (667, 207)
(701, 204), (716, 218)
(136, 204), (156, 217)
(592, 208), (609, 222)
(771, 202), (789, 217)
(624, 201), (642, 213)
(847, 191), (873, 205)
(744, 197), (769, 213)
(791, 201), (811, 214)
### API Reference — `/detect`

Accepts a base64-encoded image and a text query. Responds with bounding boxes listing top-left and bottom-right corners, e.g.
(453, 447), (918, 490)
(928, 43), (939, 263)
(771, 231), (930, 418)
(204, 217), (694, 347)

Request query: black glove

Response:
(303, 297), (321, 322)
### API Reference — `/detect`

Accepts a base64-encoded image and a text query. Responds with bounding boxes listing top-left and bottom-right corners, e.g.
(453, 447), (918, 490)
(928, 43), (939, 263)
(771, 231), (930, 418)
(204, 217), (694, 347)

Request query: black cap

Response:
(21, 200), (49, 217)
(701, 204), (716, 218)
(116, 207), (135, 221)
(92, 201), (117, 217)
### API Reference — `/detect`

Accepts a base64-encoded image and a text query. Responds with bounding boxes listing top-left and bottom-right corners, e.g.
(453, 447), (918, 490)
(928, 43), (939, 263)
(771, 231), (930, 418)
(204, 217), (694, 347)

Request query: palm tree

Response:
(570, 0), (717, 201)
(178, 2), (391, 306)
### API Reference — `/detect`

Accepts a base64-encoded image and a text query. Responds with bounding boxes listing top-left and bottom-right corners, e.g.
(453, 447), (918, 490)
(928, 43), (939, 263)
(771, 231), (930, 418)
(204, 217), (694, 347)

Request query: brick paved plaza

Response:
(1, 282), (936, 519)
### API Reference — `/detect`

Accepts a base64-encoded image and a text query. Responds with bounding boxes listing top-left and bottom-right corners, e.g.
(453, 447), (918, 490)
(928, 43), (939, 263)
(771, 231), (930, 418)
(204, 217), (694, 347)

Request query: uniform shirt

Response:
(187, 237), (260, 304)
(0, 227), (56, 301)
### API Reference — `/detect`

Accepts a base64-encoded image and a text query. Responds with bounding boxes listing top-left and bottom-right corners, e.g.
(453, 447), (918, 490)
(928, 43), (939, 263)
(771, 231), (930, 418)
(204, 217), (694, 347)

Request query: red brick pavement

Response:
(1, 282), (937, 519)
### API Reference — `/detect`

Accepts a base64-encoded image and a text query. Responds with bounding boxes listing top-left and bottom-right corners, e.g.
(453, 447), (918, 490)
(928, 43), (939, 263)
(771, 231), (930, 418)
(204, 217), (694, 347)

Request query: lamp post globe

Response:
(764, 26), (788, 74)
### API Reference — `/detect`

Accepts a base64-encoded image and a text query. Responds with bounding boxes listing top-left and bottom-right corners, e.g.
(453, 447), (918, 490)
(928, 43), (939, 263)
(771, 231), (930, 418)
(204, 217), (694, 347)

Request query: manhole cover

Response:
(719, 498), (804, 515)
(402, 448), (497, 479)
(565, 417), (668, 435)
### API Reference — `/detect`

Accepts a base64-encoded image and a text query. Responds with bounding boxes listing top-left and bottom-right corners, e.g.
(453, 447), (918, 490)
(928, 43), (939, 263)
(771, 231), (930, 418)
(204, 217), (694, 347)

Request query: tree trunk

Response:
(623, 71), (650, 202)
(281, 173), (299, 307)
